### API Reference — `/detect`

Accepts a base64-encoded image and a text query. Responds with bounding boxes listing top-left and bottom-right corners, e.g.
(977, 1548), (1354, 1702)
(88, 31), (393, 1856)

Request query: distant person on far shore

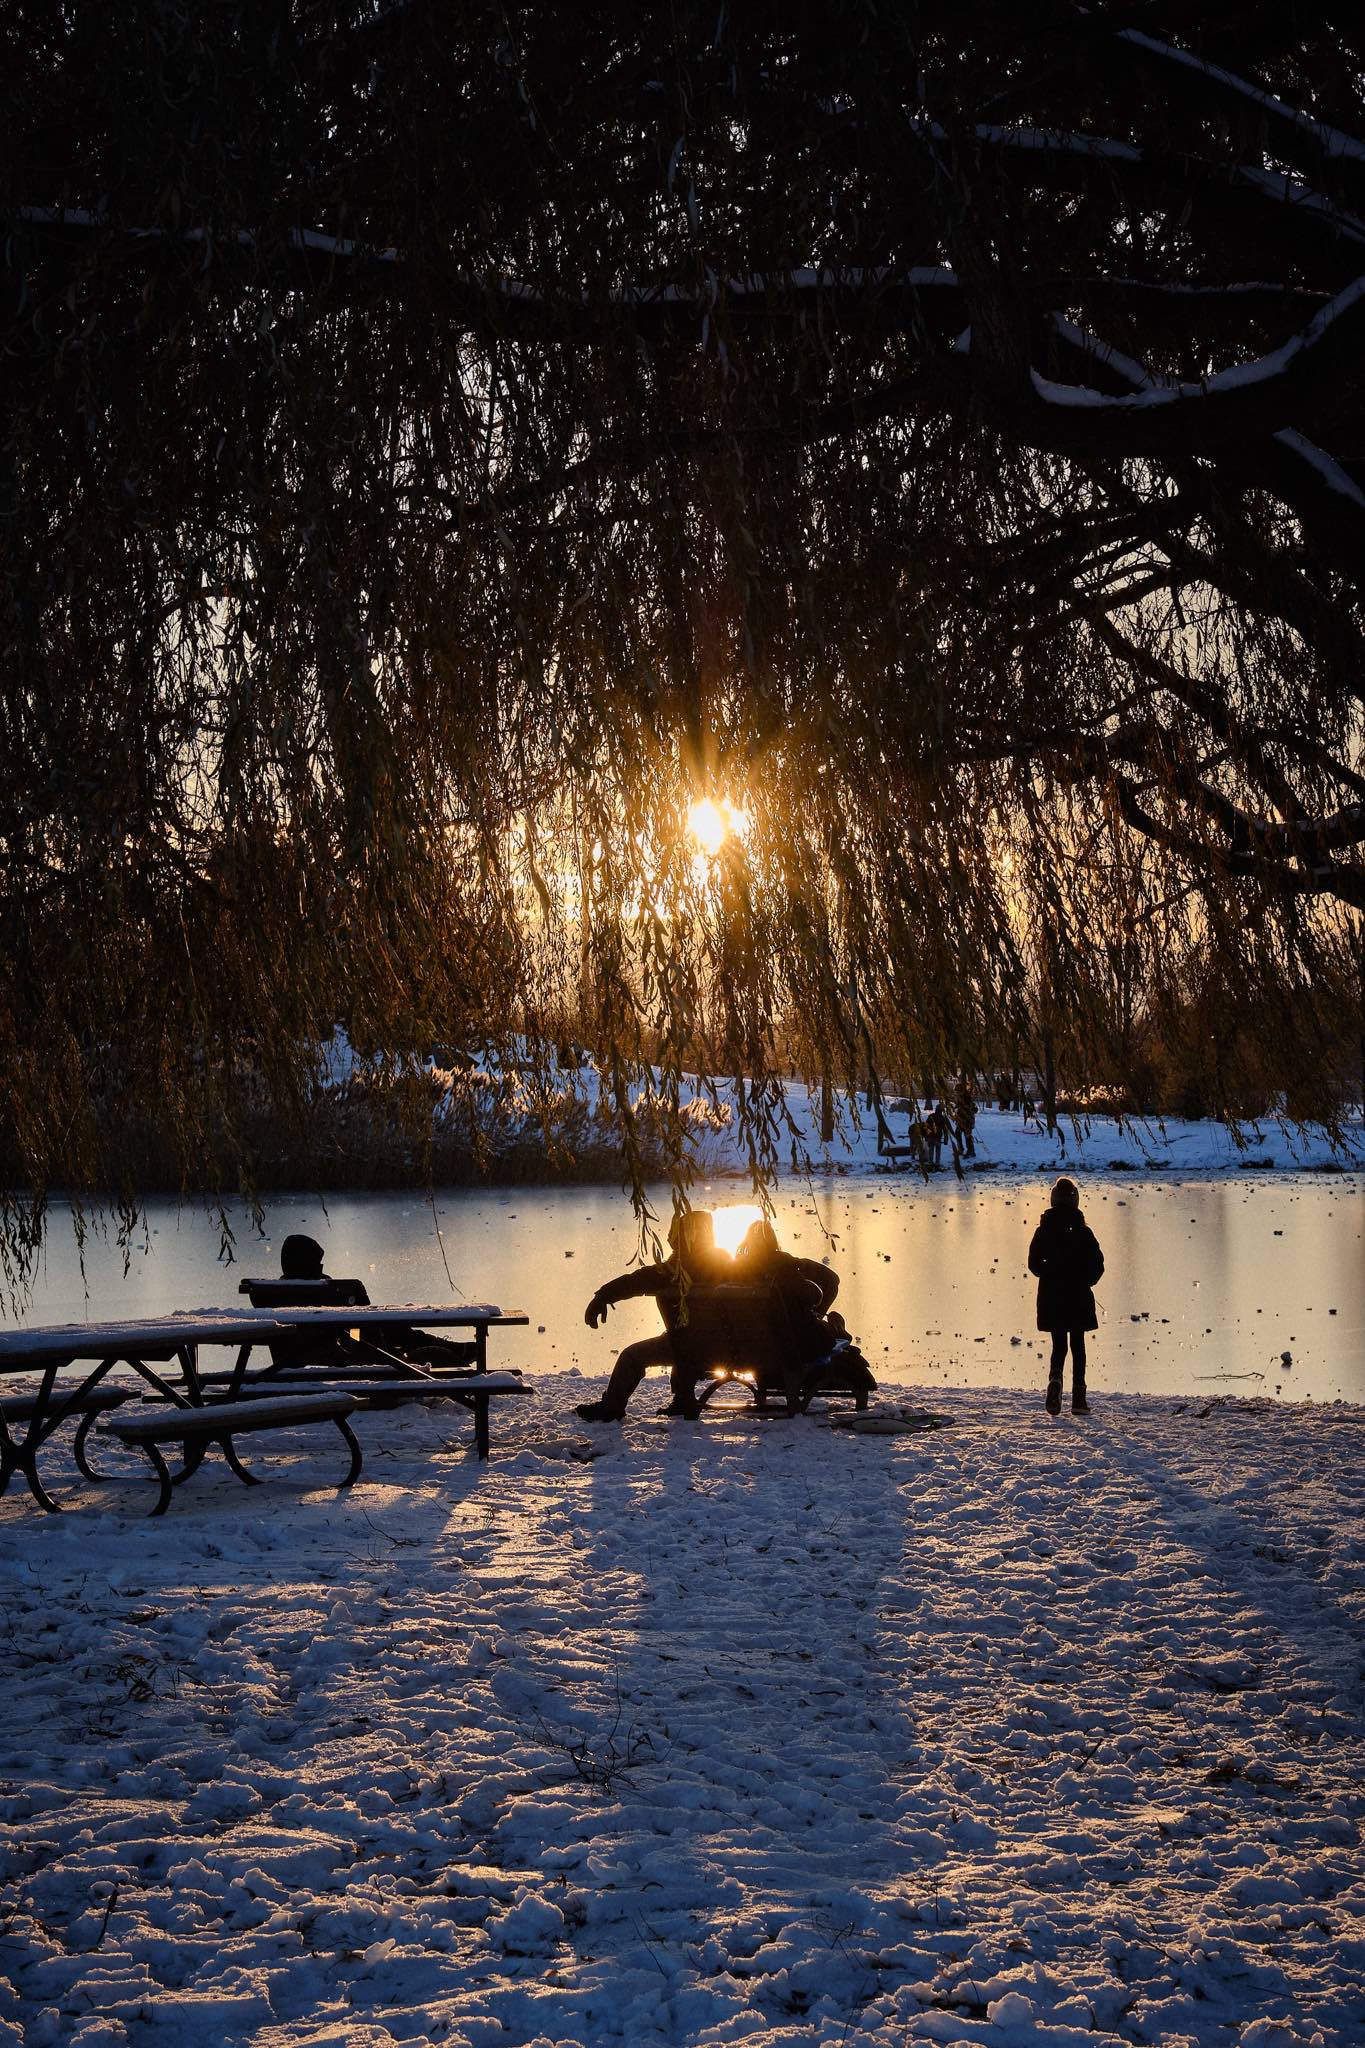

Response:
(576, 1209), (730, 1422)
(953, 1083), (977, 1160)
(1027, 1178), (1104, 1415)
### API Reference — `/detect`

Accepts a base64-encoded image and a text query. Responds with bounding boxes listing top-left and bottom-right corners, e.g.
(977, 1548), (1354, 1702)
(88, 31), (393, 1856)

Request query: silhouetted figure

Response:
(924, 1103), (950, 1168)
(279, 1234), (366, 1293)
(729, 1219), (875, 1401)
(261, 1235), (368, 1370)
(576, 1210), (731, 1422)
(271, 1236), (473, 1370)
(953, 1084), (977, 1159)
(733, 1218), (837, 1350)
(1027, 1177), (1104, 1415)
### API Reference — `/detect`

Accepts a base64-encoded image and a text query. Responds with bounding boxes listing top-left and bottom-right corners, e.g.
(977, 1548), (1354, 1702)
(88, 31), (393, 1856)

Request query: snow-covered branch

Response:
(1031, 273), (1365, 419)
(1118, 28), (1365, 174)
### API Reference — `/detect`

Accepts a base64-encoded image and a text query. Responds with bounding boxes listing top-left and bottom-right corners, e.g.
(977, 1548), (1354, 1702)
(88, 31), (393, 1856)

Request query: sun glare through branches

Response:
(687, 797), (751, 858)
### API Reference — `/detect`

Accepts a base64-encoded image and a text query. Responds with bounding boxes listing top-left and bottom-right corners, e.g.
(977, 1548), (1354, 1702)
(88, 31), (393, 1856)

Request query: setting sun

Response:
(687, 796), (750, 856)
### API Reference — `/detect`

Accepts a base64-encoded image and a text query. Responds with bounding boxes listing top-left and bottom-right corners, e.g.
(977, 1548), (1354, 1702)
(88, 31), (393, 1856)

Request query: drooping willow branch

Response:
(1, 1), (1363, 1268)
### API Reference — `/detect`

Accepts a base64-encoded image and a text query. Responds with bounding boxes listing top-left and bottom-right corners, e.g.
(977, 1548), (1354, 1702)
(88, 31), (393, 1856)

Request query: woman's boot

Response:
(1071, 1366), (1090, 1415)
(1045, 1368), (1062, 1415)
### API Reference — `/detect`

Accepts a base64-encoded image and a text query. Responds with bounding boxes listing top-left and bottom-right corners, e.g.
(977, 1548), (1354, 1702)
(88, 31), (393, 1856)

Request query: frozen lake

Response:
(9, 1174), (1363, 1406)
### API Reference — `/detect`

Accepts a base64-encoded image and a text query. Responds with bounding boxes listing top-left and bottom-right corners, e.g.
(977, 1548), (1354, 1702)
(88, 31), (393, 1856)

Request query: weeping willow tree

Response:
(2, 1), (1364, 1259)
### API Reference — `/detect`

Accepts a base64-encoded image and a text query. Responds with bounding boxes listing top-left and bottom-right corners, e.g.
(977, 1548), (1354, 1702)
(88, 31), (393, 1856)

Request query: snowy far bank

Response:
(722, 1091), (1365, 1188)
(318, 1030), (1365, 1190)
(2, 1381), (1362, 2046)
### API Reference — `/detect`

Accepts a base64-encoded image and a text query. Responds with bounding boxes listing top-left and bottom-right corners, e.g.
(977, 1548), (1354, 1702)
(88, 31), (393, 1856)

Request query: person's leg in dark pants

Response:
(1046, 1332), (1067, 1413)
(663, 1356), (702, 1418)
(576, 1334), (674, 1422)
(1070, 1330), (1089, 1413)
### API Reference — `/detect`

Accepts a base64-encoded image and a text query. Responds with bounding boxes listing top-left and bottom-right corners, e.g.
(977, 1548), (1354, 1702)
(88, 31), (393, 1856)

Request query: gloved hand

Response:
(584, 1291), (610, 1329)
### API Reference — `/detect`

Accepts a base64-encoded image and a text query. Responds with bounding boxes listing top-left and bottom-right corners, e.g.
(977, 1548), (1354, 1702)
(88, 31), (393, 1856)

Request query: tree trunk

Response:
(820, 1067), (835, 1144)
(1042, 1029), (1057, 1135)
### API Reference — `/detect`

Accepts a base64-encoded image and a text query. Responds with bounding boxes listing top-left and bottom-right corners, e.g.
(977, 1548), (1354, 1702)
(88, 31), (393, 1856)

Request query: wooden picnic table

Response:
(217, 1305), (532, 1458)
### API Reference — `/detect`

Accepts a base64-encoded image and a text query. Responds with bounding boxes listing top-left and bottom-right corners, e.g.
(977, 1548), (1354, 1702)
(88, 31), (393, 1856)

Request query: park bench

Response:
(668, 1284), (876, 1416)
(105, 1392), (363, 1515)
(876, 1120), (925, 1171)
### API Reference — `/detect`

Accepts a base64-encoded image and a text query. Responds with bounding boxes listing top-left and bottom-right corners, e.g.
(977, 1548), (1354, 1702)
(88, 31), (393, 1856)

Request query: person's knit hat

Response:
(280, 1233), (326, 1278)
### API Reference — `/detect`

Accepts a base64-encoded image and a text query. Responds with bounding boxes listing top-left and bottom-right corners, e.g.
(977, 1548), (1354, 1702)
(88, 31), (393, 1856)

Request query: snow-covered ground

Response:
(3, 1380), (1363, 2046)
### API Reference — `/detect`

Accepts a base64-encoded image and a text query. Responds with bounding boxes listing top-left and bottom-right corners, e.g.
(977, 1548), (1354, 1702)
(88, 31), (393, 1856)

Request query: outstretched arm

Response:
(585, 1262), (671, 1326)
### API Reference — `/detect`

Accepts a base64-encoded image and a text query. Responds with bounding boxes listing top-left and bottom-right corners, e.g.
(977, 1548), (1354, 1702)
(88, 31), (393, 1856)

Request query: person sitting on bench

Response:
(575, 1209), (731, 1423)
(254, 1235), (363, 1370)
(732, 1219), (843, 1353)
(733, 1218), (876, 1388)
(262, 1236), (476, 1372)
(279, 1233), (365, 1297)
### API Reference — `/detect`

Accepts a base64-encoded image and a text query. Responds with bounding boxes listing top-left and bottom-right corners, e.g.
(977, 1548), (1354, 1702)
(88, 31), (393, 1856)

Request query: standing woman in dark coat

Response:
(1027, 1177), (1105, 1414)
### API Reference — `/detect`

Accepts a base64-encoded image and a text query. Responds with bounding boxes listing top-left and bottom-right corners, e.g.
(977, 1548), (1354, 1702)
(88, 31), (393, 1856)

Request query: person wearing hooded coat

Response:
(269, 1235), (472, 1372)
(732, 1219), (836, 1351)
(731, 1217), (876, 1398)
(575, 1209), (731, 1422)
(262, 1234), (366, 1370)
(1027, 1177), (1105, 1414)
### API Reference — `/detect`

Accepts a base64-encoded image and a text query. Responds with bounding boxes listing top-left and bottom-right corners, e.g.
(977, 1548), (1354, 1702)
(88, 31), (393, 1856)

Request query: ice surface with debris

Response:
(2, 1380), (1362, 2045)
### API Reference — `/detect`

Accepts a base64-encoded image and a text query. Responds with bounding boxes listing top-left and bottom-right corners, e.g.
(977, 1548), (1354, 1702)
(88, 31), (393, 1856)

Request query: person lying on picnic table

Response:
(574, 1209), (732, 1423)
(270, 1235), (476, 1371)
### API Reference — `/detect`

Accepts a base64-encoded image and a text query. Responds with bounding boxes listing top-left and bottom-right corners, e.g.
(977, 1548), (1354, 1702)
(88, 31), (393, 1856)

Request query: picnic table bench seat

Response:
(105, 1393), (363, 1515)
(0, 1384), (135, 1506)
(139, 1368), (531, 1459)
(231, 1372), (531, 1458)
(877, 1142), (921, 1168)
